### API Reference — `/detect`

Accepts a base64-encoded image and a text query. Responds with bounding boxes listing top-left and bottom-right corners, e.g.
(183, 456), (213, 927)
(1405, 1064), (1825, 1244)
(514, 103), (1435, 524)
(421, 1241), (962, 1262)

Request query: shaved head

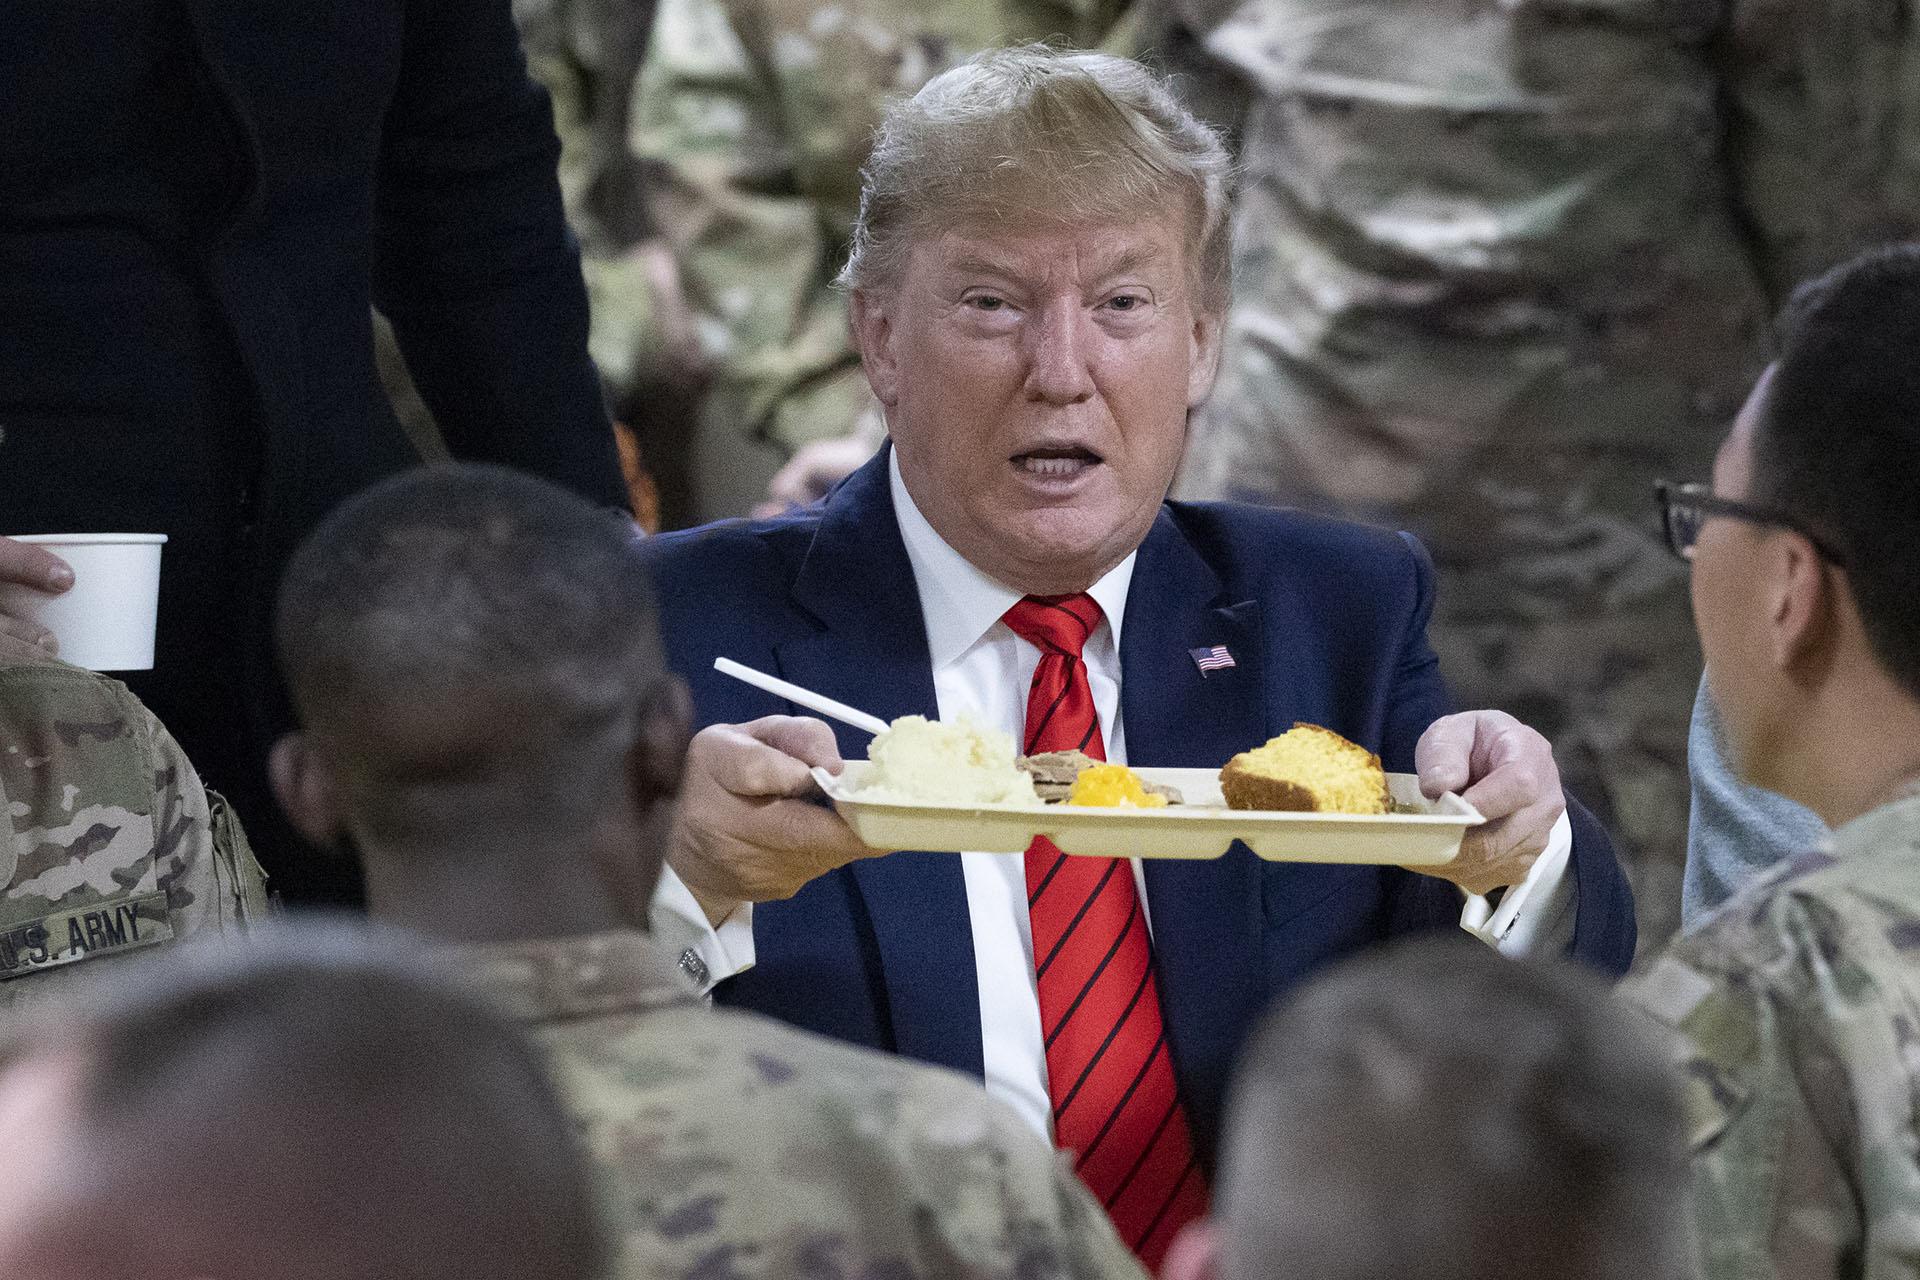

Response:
(274, 463), (679, 879)
(277, 461), (661, 738)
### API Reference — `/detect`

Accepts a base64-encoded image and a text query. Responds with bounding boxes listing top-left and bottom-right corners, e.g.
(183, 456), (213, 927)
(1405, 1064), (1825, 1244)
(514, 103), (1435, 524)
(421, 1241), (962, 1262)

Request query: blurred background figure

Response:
(0, 930), (607, 1280)
(1171, 0), (1920, 951)
(0, 630), (267, 1018)
(485, 0), (707, 529)
(1624, 246), (1920, 1280)
(1164, 935), (1688, 1280)
(0, 0), (629, 906)
(624, 0), (1228, 522)
(516, 0), (703, 414)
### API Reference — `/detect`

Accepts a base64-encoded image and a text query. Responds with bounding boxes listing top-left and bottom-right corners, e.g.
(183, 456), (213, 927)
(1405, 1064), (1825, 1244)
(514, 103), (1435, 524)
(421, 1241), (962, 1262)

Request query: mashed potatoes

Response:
(853, 715), (1040, 805)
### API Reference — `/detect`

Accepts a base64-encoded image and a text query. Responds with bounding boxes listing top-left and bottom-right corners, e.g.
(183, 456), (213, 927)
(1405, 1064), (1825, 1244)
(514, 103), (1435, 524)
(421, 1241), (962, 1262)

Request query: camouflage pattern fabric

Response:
(457, 928), (1149, 1280)
(514, 0), (709, 419)
(630, 0), (1159, 520)
(1174, 0), (1920, 952)
(0, 636), (270, 1018)
(1621, 787), (1920, 1279)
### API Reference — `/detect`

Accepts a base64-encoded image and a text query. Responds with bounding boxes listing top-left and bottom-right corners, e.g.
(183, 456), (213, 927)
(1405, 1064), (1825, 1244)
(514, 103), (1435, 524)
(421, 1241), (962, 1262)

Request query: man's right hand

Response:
(0, 537), (74, 652)
(668, 715), (892, 926)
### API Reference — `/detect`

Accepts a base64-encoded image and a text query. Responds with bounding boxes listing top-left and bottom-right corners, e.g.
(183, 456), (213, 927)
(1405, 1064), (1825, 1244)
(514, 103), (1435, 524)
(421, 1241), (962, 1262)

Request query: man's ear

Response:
(849, 289), (901, 407)
(629, 676), (693, 813)
(1768, 533), (1836, 676)
(1161, 1219), (1222, 1280)
(267, 732), (346, 848)
(1187, 307), (1224, 408)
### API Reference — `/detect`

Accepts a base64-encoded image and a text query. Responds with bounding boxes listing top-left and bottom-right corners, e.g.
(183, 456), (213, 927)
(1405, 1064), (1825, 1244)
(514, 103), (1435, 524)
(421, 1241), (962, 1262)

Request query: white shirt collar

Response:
(888, 449), (1136, 670)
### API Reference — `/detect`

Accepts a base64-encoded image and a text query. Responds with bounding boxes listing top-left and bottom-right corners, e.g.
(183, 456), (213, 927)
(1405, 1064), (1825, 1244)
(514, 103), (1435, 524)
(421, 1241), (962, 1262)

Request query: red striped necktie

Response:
(1001, 592), (1208, 1271)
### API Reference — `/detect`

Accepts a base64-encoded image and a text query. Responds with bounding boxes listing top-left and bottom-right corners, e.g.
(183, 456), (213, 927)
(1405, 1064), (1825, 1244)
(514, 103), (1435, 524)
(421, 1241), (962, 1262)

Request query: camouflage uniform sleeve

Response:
(1624, 883), (1920, 1279)
(631, 0), (877, 458)
(0, 659), (267, 1015)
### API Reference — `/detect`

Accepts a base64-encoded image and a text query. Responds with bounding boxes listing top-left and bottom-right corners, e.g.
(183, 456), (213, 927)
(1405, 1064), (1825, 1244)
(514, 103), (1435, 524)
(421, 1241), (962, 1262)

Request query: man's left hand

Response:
(1411, 710), (1566, 895)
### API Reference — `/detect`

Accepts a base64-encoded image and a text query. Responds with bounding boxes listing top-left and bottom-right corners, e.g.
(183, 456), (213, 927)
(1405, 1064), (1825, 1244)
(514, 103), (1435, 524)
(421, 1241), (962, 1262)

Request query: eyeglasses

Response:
(1653, 481), (1848, 566)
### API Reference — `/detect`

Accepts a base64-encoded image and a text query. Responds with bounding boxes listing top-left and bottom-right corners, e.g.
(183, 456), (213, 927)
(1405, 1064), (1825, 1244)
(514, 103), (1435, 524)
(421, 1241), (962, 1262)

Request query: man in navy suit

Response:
(642, 47), (1635, 1266)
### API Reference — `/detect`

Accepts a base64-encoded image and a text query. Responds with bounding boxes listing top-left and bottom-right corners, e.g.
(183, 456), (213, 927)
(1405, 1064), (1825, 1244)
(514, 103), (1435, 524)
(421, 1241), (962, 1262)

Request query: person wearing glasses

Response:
(1659, 483), (1828, 930)
(1621, 244), (1920, 1280)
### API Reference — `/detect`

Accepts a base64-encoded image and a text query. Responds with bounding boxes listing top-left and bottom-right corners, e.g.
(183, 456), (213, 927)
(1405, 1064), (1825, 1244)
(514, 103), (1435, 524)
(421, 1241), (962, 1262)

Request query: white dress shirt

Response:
(652, 452), (1575, 1139)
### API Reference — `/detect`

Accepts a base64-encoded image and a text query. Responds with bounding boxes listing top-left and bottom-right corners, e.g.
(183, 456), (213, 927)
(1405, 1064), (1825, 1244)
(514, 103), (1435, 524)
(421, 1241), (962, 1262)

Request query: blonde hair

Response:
(837, 45), (1233, 315)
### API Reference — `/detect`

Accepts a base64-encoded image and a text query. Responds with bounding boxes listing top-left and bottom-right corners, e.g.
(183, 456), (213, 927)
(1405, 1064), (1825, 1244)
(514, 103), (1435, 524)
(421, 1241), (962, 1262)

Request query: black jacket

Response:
(0, 0), (626, 902)
(1, 0), (626, 558)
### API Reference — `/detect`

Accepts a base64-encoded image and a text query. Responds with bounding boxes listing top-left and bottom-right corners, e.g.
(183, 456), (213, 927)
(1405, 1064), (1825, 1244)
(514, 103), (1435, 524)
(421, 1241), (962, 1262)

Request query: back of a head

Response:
(275, 462), (666, 852)
(1218, 937), (1686, 1280)
(1755, 243), (1920, 702)
(0, 927), (606, 1280)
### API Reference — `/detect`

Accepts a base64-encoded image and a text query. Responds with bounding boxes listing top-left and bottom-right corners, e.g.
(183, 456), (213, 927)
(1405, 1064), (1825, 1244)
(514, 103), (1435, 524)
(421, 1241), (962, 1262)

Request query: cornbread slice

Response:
(1220, 724), (1390, 814)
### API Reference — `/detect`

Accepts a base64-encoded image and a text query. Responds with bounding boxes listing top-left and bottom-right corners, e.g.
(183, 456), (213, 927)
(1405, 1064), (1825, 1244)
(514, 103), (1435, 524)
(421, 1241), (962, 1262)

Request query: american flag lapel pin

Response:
(1189, 645), (1236, 676)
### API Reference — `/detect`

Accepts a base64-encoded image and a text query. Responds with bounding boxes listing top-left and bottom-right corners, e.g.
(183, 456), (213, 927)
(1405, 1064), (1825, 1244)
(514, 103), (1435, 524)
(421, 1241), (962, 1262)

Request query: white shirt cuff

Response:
(1459, 810), (1575, 955)
(648, 865), (756, 996)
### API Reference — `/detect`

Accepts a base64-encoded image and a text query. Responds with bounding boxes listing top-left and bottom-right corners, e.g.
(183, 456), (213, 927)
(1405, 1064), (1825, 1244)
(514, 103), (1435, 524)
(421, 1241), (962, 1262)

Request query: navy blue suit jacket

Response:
(645, 451), (1636, 1165)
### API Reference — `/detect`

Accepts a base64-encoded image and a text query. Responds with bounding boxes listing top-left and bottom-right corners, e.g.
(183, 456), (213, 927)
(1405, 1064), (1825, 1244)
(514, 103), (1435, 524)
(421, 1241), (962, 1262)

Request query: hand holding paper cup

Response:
(0, 534), (167, 671)
(0, 537), (73, 649)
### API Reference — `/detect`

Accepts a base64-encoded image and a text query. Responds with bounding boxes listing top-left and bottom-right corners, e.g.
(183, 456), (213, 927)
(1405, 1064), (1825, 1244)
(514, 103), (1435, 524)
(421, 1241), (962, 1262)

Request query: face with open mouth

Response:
(852, 212), (1221, 595)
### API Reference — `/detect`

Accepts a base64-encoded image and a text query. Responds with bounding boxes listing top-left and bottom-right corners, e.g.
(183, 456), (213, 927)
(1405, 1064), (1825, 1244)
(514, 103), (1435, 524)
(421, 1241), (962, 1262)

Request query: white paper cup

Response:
(0, 534), (167, 671)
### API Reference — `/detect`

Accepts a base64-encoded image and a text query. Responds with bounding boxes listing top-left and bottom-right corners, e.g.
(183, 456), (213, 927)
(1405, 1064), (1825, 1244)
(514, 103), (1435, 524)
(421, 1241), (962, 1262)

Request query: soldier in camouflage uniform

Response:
(463, 931), (1149, 1280)
(628, 0), (1224, 520)
(0, 633), (268, 1018)
(1173, 0), (1920, 952)
(1627, 800), (1920, 1278)
(266, 464), (1148, 1280)
(1617, 247), (1920, 1277)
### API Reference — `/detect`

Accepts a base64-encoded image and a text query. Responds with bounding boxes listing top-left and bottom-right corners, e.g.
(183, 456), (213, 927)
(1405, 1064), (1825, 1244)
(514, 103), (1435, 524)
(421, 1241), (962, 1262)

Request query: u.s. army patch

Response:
(0, 892), (173, 980)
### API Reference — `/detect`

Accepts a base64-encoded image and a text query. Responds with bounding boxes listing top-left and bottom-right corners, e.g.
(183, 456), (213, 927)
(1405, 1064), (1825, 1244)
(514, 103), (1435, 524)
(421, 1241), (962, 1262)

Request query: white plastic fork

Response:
(712, 657), (892, 737)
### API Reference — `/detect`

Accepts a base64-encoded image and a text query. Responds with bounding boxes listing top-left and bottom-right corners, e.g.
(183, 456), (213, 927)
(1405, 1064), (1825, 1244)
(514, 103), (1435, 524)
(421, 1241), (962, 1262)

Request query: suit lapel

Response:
(1122, 511), (1269, 1149)
(774, 453), (984, 1077)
